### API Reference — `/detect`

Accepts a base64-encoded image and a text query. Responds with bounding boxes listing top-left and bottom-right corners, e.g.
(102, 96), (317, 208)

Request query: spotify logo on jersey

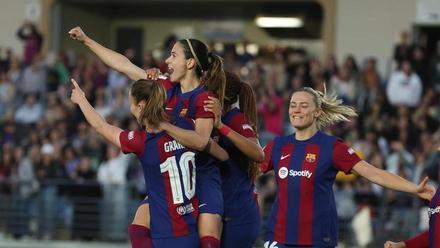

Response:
(278, 167), (289, 179)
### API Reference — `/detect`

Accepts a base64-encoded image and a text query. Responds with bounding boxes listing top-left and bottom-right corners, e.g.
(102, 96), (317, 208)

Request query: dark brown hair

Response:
(224, 71), (259, 181)
(178, 39), (226, 106)
(130, 79), (168, 128)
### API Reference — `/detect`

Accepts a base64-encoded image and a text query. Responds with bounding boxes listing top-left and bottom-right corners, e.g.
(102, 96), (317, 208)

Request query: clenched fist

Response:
(68, 26), (87, 43)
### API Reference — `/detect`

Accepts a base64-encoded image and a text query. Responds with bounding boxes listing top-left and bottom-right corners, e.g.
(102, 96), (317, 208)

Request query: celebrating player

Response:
(204, 71), (264, 247)
(70, 78), (226, 247)
(260, 87), (436, 248)
(69, 26), (227, 247)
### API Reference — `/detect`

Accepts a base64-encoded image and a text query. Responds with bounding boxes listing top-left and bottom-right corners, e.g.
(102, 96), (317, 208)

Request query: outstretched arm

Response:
(70, 79), (122, 148)
(384, 230), (429, 248)
(352, 161), (435, 201)
(69, 26), (146, 81)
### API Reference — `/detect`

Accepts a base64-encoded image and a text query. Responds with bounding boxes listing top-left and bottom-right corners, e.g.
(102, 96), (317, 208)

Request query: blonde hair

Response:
(296, 87), (358, 129)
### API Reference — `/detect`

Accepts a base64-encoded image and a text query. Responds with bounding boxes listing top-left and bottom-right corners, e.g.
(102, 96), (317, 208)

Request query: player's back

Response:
(120, 117), (198, 239)
(219, 108), (259, 225)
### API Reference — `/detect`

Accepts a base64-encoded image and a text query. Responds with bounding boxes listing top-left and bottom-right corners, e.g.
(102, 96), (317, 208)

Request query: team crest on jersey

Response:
(128, 131), (134, 141)
(305, 153), (316, 163)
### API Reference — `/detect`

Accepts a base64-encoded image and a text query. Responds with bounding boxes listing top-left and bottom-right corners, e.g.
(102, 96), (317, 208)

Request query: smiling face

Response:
(288, 91), (321, 131)
(165, 42), (192, 82)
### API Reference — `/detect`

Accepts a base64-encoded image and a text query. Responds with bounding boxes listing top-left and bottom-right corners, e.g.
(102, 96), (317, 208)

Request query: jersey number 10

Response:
(160, 151), (196, 204)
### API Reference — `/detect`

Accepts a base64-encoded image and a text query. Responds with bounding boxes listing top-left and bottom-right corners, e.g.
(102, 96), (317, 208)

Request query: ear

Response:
(137, 100), (146, 111)
(186, 58), (196, 70)
(314, 109), (322, 118)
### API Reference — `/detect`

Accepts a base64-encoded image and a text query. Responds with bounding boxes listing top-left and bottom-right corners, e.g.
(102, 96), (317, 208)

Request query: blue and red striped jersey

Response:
(163, 82), (219, 173)
(119, 117), (198, 239)
(429, 187), (440, 248)
(219, 108), (259, 225)
(260, 131), (361, 247)
(162, 80), (214, 121)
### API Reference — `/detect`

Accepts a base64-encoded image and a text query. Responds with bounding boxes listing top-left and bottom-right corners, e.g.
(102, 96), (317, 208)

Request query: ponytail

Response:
(203, 53), (226, 107)
(239, 82), (258, 134)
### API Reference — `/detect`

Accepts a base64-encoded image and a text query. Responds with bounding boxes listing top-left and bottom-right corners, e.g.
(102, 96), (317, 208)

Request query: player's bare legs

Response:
(128, 204), (152, 248)
(199, 213), (222, 248)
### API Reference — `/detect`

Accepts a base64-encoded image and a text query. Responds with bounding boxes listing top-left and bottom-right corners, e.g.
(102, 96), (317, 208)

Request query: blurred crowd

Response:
(0, 23), (439, 245)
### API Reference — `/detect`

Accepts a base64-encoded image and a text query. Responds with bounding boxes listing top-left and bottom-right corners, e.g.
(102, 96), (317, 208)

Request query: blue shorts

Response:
(221, 220), (260, 248)
(197, 163), (223, 215)
(152, 232), (199, 248)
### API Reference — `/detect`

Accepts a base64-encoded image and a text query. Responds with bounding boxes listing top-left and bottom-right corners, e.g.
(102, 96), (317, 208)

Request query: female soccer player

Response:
(260, 87), (436, 248)
(204, 71), (264, 247)
(70, 78), (227, 247)
(69, 27), (226, 247)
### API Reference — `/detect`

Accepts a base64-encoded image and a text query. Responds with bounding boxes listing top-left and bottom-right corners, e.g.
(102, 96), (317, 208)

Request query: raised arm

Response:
(204, 96), (264, 162)
(352, 160), (435, 201)
(68, 26), (146, 81)
(70, 79), (122, 148)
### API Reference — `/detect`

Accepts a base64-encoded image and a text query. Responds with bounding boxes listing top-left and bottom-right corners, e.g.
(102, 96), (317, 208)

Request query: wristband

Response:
(219, 125), (232, 136)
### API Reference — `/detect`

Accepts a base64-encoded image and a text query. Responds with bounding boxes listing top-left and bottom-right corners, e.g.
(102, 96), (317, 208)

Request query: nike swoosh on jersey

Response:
(280, 154), (290, 160)
(199, 203), (207, 208)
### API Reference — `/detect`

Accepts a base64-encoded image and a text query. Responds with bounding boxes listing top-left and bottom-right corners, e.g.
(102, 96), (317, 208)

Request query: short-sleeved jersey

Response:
(119, 117), (198, 239)
(260, 131), (361, 247)
(162, 80), (214, 121)
(219, 108), (259, 225)
(429, 187), (440, 248)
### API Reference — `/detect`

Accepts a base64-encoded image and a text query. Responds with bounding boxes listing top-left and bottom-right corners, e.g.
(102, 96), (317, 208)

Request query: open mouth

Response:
(167, 67), (174, 75)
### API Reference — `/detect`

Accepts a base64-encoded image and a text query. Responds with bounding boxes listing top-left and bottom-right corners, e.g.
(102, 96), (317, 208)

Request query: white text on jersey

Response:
(278, 167), (312, 179)
(164, 140), (185, 153)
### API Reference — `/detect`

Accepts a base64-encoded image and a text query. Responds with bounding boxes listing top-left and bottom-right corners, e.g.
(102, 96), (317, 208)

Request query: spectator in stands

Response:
(0, 71), (15, 120)
(257, 84), (283, 145)
(16, 21), (43, 65)
(330, 65), (358, 104)
(17, 54), (47, 98)
(386, 59), (422, 108)
(14, 93), (43, 125)
(393, 31), (413, 67)
(97, 145), (130, 240)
